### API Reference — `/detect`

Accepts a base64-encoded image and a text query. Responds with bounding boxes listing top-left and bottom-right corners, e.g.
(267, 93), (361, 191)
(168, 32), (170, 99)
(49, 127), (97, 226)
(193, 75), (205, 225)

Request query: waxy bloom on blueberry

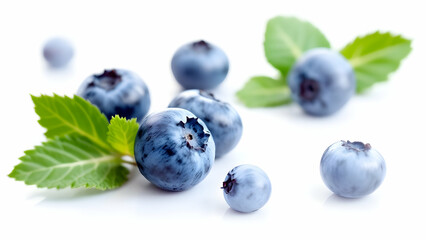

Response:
(42, 37), (74, 68)
(222, 164), (271, 213)
(320, 140), (386, 198)
(288, 48), (355, 116)
(77, 69), (151, 122)
(134, 108), (215, 191)
(171, 40), (229, 90)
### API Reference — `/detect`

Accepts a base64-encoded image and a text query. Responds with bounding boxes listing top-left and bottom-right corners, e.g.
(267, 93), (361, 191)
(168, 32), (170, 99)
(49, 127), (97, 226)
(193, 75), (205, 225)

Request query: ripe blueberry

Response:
(77, 69), (150, 122)
(171, 40), (229, 89)
(320, 140), (386, 198)
(222, 164), (271, 213)
(42, 37), (74, 68)
(288, 48), (355, 116)
(134, 108), (215, 191)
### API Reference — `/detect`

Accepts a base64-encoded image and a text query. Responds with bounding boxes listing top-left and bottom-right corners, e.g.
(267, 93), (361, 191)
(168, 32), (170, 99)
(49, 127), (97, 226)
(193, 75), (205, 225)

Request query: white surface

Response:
(0, 0), (425, 239)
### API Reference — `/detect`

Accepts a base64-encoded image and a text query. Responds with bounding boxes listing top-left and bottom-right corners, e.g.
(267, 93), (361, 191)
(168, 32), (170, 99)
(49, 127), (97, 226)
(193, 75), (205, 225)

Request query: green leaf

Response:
(9, 135), (129, 190)
(32, 94), (110, 150)
(341, 31), (412, 93)
(264, 16), (331, 76)
(107, 116), (139, 156)
(236, 76), (292, 108)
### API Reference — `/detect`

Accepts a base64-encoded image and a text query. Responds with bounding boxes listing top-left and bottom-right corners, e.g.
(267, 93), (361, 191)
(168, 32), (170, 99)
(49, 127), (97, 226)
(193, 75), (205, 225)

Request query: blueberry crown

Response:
(222, 173), (236, 194)
(177, 117), (211, 152)
(342, 140), (371, 152)
(89, 69), (123, 91)
(299, 75), (320, 101)
(192, 40), (211, 51)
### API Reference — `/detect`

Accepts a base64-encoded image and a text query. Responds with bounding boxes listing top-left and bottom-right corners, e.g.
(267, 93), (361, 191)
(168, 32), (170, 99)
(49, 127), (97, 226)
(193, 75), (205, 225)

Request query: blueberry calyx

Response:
(299, 77), (320, 101)
(90, 69), (123, 91)
(342, 140), (372, 152)
(192, 40), (211, 51)
(177, 117), (210, 152)
(222, 174), (236, 194)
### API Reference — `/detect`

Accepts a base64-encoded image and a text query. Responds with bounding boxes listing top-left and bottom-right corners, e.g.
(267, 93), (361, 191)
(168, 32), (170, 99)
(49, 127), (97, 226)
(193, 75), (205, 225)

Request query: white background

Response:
(0, 0), (425, 239)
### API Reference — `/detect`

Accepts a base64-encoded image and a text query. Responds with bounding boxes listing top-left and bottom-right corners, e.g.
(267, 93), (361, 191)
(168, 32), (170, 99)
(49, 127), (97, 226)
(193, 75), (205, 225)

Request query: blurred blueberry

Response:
(320, 140), (386, 198)
(134, 108), (215, 191)
(77, 69), (150, 122)
(222, 164), (271, 213)
(42, 37), (74, 68)
(171, 40), (229, 89)
(169, 89), (242, 158)
(288, 48), (355, 116)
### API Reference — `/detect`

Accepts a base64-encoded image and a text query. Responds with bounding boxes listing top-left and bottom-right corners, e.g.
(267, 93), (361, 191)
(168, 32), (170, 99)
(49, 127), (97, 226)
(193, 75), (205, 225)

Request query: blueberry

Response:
(222, 164), (271, 213)
(42, 37), (74, 68)
(171, 40), (229, 90)
(134, 108), (215, 191)
(77, 69), (150, 122)
(320, 140), (386, 198)
(168, 90), (242, 158)
(288, 48), (355, 116)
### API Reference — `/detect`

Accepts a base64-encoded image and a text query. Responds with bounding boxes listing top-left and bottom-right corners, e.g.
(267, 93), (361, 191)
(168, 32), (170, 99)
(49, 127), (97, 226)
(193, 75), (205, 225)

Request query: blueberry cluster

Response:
(49, 38), (270, 213)
(43, 37), (386, 213)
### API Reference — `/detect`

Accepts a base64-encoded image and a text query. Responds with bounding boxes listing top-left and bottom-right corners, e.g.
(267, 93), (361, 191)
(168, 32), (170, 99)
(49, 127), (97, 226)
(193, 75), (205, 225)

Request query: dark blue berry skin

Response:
(168, 90), (242, 158)
(42, 37), (74, 68)
(320, 141), (386, 198)
(288, 48), (355, 116)
(222, 164), (271, 213)
(77, 69), (150, 122)
(134, 108), (215, 191)
(171, 40), (229, 90)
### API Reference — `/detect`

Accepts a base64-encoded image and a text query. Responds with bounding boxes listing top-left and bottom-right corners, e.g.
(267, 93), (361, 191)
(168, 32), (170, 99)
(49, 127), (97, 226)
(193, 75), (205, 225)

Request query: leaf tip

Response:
(8, 170), (16, 179)
(30, 94), (42, 104)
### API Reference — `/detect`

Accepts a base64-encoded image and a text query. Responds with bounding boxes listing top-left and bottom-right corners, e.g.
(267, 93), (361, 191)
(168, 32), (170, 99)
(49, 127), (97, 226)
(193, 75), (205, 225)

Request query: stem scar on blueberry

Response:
(342, 140), (372, 152)
(222, 174), (236, 194)
(192, 40), (211, 51)
(186, 134), (193, 140)
(177, 117), (210, 152)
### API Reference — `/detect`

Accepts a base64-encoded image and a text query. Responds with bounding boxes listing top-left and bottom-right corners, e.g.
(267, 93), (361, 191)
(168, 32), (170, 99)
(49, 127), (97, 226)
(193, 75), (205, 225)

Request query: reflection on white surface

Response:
(323, 193), (380, 210)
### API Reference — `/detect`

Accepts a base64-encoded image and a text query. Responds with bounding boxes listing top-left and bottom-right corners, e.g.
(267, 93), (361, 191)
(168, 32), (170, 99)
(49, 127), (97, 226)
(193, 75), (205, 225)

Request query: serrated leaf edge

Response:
(107, 116), (139, 156)
(32, 94), (111, 150)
